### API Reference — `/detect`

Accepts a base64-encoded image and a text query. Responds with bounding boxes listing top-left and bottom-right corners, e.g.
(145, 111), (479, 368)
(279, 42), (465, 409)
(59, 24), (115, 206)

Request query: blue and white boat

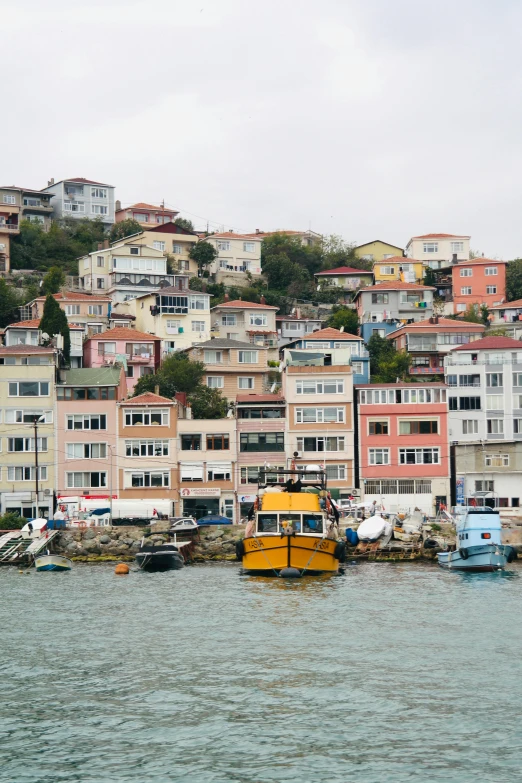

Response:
(35, 554), (73, 572)
(438, 506), (514, 572)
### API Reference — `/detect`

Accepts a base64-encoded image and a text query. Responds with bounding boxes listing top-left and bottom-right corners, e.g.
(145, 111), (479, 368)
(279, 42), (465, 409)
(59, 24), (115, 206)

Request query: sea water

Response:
(1, 561), (521, 783)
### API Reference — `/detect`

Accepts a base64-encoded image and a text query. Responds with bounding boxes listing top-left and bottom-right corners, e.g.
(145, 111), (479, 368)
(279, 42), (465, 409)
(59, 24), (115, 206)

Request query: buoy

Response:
(115, 563), (130, 575)
(279, 567), (302, 579)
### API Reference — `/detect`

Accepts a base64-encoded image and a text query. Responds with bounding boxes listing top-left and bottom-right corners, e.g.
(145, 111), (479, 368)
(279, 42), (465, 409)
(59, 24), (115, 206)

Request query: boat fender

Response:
(506, 547), (516, 563)
(334, 542), (347, 563)
(459, 548), (469, 560)
(235, 539), (245, 560)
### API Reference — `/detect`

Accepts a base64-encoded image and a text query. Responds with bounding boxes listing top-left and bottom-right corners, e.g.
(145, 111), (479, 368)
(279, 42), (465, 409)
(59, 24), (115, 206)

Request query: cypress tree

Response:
(39, 294), (70, 363)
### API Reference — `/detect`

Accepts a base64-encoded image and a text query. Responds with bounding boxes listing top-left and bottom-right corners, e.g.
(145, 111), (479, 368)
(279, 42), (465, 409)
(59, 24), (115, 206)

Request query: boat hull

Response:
(242, 534), (340, 576)
(35, 555), (72, 572)
(438, 544), (509, 572)
(135, 550), (184, 572)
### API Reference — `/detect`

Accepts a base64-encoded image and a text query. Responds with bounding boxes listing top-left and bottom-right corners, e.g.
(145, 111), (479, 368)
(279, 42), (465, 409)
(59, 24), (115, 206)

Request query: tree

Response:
(42, 266), (65, 295)
(0, 278), (23, 328)
(0, 512), (27, 530)
(174, 216), (195, 232)
(11, 218), (106, 274)
(189, 241), (218, 276)
(506, 259), (522, 301)
(133, 353), (206, 398)
(461, 304), (483, 324)
(423, 267), (437, 287)
(321, 235), (371, 271)
(189, 385), (228, 419)
(326, 306), (359, 335)
(109, 219), (143, 243)
(261, 233), (322, 286)
(367, 333), (411, 382)
(39, 294), (70, 362)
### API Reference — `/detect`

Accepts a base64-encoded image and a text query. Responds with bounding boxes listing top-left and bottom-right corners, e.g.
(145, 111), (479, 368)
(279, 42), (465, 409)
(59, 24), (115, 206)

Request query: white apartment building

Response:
(205, 233), (262, 284)
(42, 177), (115, 226)
(405, 233), (470, 269)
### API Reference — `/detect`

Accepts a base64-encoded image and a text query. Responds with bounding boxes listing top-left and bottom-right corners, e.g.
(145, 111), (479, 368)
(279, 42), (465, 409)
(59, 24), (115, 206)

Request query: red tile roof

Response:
(490, 299), (522, 310)
(236, 393), (284, 403)
(409, 233), (470, 240)
(5, 319), (41, 329)
(211, 232), (262, 240)
(453, 257), (507, 266)
(387, 317), (484, 336)
(452, 336), (522, 351)
(66, 177), (112, 186)
(34, 292), (111, 302)
(214, 299), (278, 310)
(110, 312), (136, 320)
(0, 345), (55, 354)
(372, 255), (423, 264)
(242, 230), (314, 238)
(86, 327), (161, 341)
(118, 202), (178, 213)
(315, 266), (373, 276)
(294, 327), (363, 340)
(123, 392), (174, 405)
(357, 281), (435, 293)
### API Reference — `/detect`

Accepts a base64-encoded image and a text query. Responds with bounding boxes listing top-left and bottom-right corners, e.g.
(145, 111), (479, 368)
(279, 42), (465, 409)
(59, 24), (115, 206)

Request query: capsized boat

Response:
(35, 554), (73, 572)
(135, 542), (184, 572)
(237, 468), (345, 577)
(437, 506), (514, 572)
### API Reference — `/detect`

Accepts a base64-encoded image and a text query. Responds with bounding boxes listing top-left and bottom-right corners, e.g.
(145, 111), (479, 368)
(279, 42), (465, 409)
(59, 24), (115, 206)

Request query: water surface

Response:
(1, 561), (521, 782)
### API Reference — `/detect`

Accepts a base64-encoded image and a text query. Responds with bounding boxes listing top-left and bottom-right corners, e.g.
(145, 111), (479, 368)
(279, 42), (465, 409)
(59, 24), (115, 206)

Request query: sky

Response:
(3, 0), (521, 257)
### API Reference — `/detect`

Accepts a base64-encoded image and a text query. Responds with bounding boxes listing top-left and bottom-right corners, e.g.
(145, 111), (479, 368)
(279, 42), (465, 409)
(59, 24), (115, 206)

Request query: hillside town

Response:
(1, 176), (522, 524)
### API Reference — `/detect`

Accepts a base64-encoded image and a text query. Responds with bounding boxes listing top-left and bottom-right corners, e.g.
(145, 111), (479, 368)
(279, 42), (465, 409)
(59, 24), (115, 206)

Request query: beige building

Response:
(26, 292), (111, 335)
(405, 233), (470, 269)
(141, 223), (199, 275)
(205, 232), (262, 285)
(187, 339), (269, 400)
(0, 345), (58, 518)
(114, 201), (179, 227)
(210, 298), (279, 358)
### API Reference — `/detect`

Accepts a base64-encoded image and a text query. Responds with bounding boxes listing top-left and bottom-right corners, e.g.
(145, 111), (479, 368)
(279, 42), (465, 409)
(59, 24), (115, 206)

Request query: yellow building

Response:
(354, 240), (404, 263)
(372, 256), (425, 285)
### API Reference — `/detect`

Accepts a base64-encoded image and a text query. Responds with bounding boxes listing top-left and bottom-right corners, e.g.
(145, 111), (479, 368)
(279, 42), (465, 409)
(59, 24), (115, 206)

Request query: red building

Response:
(452, 258), (507, 315)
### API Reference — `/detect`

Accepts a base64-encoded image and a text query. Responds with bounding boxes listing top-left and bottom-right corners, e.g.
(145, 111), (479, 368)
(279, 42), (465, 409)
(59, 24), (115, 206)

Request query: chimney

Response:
(224, 293), (229, 302)
(97, 242), (103, 250)
(255, 229), (261, 234)
(452, 254), (457, 263)
(103, 239), (109, 249)
(260, 295), (266, 305)
(115, 199), (121, 212)
(296, 307), (301, 319)
(154, 384), (160, 396)
(47, 178), (54, 186)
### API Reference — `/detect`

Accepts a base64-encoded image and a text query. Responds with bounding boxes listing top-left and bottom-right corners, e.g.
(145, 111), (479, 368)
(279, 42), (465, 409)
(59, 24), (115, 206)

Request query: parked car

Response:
(196, 514), (232, 526)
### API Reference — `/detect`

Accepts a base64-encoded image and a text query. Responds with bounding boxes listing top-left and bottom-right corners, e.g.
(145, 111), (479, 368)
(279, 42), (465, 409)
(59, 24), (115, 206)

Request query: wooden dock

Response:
(0, 530), (59, 566)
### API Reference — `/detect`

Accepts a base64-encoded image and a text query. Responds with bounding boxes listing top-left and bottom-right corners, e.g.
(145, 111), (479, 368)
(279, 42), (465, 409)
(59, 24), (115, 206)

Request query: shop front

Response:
(1, 491), (53, 520)
(180, 488), (236, 522)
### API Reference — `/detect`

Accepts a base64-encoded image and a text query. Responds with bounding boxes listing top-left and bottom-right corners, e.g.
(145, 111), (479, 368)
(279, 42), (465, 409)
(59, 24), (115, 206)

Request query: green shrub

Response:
(0, 513), (27, 530)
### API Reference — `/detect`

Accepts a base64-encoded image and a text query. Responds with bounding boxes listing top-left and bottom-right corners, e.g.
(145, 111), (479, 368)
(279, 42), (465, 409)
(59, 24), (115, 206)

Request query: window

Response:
(128, 471), (170, 488)
(173, 243), (183, 254)
(372, 328), (386, 338)
(237, 407), (283, 419)
(296, 379), (344, 395)
(91, 188), (108, 199)
(238, 351), (258, 363)
(207, 376), (224, 389)
(222, 315), (237, 326)
(65, 304), (81, 316)
(485, 454), (509, 467)
(456, 303), (466, 312)
(452, 242), (464, 253)
(217, 240), (230, 251)
(129, 247), (140, 255)
(243, 242), (255, 252)
(462, 420), (479, 434)
(486, 373), (503, 387)
(153, 241), (166, 251)
(486, 395), (503, 410)
(249, 314), (267, 327)
(124, 440), (169, 457)
(459, 374), (480, 387)
(96, 278), (105, 289)
(515, 394), (522, 408)
(399, 448), (439, 465)
(66, 472), (107, 488)
(3, 194), (16, 204)
(98, 342), (116, 356)
(369, 448), (389, 465)
(380, 267), (395, 275)
(64, 202), (85, 213)
(66, 443), (107, 458)
(449, 396), (481, 411)
(487, 419), (504, 435)
(369, 421), (388, 435)
(206, 434), (229, 450)
(180, 433), (201, 451)
(88, 305), (103, 315)
(398, 420), (438, 435)
(351, 362), (363, 375)
(297, 436), (345, 452)
(6, 409), (53, 424)
(241, 466), (285, 484)
(180, 464), (204, 481)
(475, 480), (495, 492)
(485, 267), (498, 276)
(423, 242), (438, 253)
(461, 287), (472, 295)
(514, 419), (522, 434)
(9, 382), (49, 397)
(324, 464), (346, 481)
(204, 350), (222, 364)
(91, 205), (108, 215)
(513, 373), (522, 387)
(191, 321), (205, 333)
(8, 437), (47, 452)
(365, 479), (431, 495)
(371, 293), (389, 304)
(240, 433), (285, 452)
(207, 464), (232, 481)
(486, 286), (497, 295)
(124, 408), (169, 426)
(7, 466), (47, 481)
(295, 407), (345, 423)
(460, 268), (473, 277)
(67, 413), (107, 430)
(238, 377), (254, 389)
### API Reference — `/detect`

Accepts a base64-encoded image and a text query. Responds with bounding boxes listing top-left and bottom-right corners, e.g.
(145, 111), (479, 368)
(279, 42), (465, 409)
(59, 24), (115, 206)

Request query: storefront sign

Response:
(456, 477), (465, 505)
(239, 495), (257, 504)
(180, 488), (221, 498)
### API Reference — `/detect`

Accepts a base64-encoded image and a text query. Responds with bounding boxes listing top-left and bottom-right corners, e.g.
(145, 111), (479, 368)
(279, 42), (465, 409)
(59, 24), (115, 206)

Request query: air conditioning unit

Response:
(43, 489), (51, 496)
(293, 452), (302, 459)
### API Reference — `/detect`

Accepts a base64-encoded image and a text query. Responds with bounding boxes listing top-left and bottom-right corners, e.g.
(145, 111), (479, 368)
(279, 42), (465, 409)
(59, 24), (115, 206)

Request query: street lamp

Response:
(31, 415), (46, 518)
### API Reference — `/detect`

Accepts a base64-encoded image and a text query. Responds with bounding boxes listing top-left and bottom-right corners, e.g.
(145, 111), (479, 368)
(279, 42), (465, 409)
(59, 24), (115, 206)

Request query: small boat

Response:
(135, 543), (184, 572)
(357, 515), (392, 542)
(437, 506), (514, 572)
(169, 517), (199, 533)
(35, 554), (73, 572)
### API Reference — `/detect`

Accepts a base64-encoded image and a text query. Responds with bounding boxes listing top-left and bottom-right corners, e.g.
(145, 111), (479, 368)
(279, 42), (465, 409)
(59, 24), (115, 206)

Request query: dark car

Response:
(196, 514), (232, 526)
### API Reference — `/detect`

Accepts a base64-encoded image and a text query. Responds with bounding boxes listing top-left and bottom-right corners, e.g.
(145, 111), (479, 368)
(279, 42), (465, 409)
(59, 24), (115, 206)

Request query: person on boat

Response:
(293, 477), (302, 493)
(283, 478), (296, 492)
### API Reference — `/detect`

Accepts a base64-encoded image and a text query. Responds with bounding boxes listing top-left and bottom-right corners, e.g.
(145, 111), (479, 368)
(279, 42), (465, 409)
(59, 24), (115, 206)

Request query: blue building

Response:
(359, 320), (401, 346)
(282, 327), (370, 384)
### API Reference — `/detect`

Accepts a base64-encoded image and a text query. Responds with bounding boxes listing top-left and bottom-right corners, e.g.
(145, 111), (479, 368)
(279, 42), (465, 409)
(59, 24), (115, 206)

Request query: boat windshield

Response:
(303, 513), (324, 533)
(280, 514), (302, 533)
(256, 513), (325, 535)
(258, 513), (278, 533)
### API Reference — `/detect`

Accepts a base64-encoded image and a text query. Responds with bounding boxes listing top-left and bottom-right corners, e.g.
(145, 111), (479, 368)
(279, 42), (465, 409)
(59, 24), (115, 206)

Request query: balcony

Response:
(127, 353), (154, 363)
(110, 272), (176, 289)
(407, 342), (438, 352)
(409, 366), (444, 375)
(0, 223), (19, 233)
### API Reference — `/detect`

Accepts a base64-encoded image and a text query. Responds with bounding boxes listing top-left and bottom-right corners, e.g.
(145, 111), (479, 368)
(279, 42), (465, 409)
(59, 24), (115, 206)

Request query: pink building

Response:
(357, 382), (450, 514)
(115, 201), (178, 226)
(82, 327), (161, 392)
(452, 258), (507, 315)
(56, 367), (127, 502)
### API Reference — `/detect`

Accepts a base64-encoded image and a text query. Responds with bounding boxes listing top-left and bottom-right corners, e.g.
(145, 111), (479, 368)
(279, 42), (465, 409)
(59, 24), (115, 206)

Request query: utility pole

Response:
(34, 416), (39, 517)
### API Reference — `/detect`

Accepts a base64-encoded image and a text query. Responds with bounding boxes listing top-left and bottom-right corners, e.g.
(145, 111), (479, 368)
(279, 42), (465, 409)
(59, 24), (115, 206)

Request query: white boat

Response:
(437, 506), (514, 572)
(35, 554), (73, 572)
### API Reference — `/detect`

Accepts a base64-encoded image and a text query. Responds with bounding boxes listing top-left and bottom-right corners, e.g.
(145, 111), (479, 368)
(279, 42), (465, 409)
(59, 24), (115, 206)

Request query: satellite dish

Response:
(41, 332), (50, 341)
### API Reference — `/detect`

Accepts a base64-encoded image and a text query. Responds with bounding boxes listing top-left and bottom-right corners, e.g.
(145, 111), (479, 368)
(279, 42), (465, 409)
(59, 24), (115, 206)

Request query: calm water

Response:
(1, 561), (521, 783)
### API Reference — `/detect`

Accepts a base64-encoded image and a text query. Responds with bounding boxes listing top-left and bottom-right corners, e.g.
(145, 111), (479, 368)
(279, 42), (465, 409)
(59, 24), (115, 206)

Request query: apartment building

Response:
(210, 298), (279, 358)
(236, 393), (286, 519)
(0, 345), (58, 518)
(5, 318), (84, 368)
(354, 240), (404, 262)
(283, 327), (370, 384)
(454, 441), (522, 511)
(452, 258), (507, 314)
(355, 281), (435, 327)
(142, 223), (199, 275)
(205, 233), (262, 284)
(0, 186), (23, 273)
(83, 328), (161, 393)
(372, 256), (424, 285)
(314, 266), (373, 294)
(357, 382), (450, 514)
(276, 313), (323, 348)
(187, 339), (269, 399)
(27, 292), (111, 335)
(1, 186), (54, 228)
(177, 417), (237, 521)
(115, 201), (178, 226)
(283, 362), (355, 500)
(405, 233), (470, 269)
(56, 367), (127, 501)
(42, 177), (115, 226)
(388, 317), (484, 377)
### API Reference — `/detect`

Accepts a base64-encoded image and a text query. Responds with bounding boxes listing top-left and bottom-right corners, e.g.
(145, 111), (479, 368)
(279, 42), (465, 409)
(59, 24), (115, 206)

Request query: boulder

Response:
(84, 529), (97, 540)
(99, 535), (112, 544)
(205, 529), (224, 540)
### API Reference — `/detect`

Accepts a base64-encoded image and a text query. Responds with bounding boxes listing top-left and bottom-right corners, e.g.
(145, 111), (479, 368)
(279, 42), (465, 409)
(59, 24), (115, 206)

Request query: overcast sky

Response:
(3, 0), (521, 257)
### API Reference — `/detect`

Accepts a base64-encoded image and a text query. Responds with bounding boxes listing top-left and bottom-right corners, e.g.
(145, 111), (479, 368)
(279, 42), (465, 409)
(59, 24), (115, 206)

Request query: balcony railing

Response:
(407, 343), (438, 352)
(110, 272), (176, 288)
(409, 366), (444, 374)
(0, 223), (19, 232)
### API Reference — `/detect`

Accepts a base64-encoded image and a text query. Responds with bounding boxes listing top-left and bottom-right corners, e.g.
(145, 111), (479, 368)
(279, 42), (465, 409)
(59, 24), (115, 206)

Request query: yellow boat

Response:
(239, 469), (345, 578)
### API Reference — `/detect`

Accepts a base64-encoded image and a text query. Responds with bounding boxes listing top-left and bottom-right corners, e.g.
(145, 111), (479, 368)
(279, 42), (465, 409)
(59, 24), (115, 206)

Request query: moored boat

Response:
(238, 468), (345, 577)
(437, 506), (514, 572)
(135, 543), (184, 572)
(35, 554), (73, 572)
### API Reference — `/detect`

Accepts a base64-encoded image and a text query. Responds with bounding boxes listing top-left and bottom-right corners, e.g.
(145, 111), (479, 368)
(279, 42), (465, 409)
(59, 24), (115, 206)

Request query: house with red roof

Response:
(205, 232), (262, 284)
(41, 177), (115, 226)
(4, 317), (85, 367)
(405, 233), (470, 269)
(314, 266), (373, 294)
(115, 200), (179, 227)
(83, 327), (162, 392)
(283, 327), (370, 383)
(211, 296), (279, 357)
(28, 291), (112, 336)
(451, 257), (507, 315)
